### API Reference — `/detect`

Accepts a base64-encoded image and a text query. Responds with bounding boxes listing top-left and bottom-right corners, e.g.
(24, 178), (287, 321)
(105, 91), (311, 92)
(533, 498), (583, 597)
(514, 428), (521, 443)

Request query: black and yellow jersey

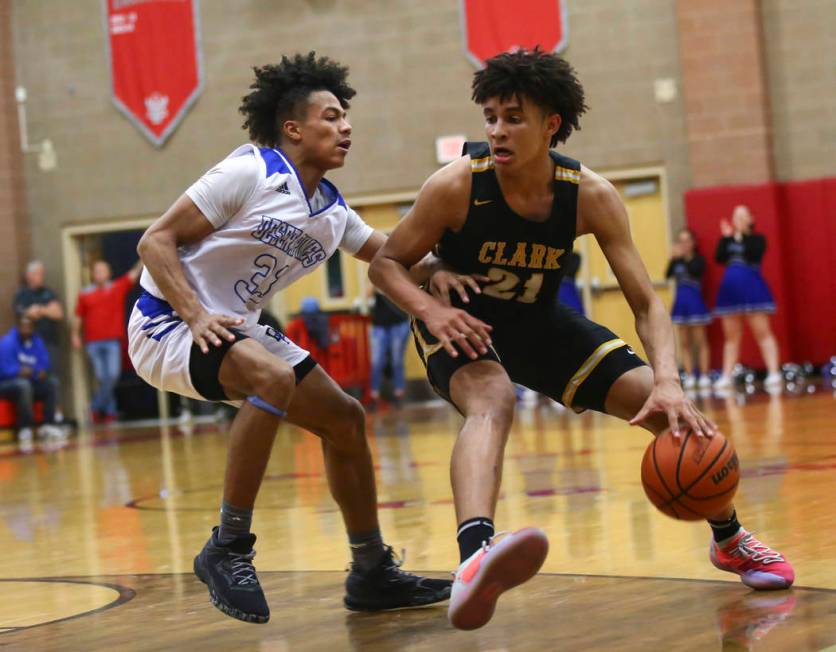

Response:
(437, 141), (581, 319)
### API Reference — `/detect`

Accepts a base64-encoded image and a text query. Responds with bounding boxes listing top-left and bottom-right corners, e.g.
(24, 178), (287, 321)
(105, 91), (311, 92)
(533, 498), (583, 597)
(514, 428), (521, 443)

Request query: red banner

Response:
(461, 0), (569, 68)
(103, 0), (203, 147)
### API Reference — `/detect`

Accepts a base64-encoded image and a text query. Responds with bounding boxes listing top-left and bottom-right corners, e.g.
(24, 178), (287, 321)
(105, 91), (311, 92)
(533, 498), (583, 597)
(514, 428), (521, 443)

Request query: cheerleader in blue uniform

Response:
(557, 251), (585, 315)
(713, 205), (782, 390)
(666, 228), (711, 389)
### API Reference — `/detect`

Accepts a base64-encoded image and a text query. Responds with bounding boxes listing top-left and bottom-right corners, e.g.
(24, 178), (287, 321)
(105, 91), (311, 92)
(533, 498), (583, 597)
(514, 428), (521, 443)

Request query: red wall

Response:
(684, 178), (836, 370)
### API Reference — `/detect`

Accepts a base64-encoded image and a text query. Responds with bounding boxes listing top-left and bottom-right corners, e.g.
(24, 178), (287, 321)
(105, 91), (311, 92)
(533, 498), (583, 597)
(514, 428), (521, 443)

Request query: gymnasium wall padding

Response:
(684, 178), (836, 369)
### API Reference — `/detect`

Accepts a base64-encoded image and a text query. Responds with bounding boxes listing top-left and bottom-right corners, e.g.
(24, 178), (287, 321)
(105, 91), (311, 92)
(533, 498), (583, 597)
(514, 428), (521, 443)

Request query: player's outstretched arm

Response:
(137, 194), (242, 353)
(368, 158), (492, 359)
(578, 167), (715, 437)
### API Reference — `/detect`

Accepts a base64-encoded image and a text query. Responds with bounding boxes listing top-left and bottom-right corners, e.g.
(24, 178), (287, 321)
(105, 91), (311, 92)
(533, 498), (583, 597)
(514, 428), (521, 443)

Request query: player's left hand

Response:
(629, 378), (717, 438)
(429, 270), (490, 306)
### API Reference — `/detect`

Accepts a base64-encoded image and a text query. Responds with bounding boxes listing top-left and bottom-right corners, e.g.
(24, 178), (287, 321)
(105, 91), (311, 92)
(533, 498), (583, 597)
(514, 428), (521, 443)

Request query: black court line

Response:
(0, 577), (135, 634)
(2, 569), (832, 634)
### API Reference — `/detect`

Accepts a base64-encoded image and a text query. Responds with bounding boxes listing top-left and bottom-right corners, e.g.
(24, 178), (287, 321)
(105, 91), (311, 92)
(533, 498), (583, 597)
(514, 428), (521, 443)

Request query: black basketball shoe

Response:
(344, 546), (452, 611)
(193, 526), (270, 624)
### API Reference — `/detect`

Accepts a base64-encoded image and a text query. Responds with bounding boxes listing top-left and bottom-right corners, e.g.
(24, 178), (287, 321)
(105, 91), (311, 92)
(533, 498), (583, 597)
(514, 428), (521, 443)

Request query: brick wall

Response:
(11, 0), (692, 283)
(761, 0), (836, 181)
(0, 0), (29, 331)
(676, 0), (774, 187)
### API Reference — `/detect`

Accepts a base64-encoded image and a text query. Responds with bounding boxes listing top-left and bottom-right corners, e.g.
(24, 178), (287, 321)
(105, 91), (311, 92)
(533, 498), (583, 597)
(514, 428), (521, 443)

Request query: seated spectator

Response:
(14, 260), (64, 397)
(72, 259), (142, 424)
(0, 315), (63, 444)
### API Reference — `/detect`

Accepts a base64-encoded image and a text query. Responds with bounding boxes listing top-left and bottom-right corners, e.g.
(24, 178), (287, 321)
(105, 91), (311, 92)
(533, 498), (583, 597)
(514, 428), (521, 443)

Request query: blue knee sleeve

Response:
(246, 395), (287, 418)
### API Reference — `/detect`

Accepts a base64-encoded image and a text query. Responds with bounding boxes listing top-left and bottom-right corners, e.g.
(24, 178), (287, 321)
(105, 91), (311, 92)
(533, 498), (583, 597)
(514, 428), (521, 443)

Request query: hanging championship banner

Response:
(103, 0), (203, 147)
(460, 0), (569, 68)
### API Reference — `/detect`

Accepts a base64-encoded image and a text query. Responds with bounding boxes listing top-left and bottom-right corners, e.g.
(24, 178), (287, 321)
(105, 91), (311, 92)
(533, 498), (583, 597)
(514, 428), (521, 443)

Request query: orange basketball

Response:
(641, 429), (740, 521)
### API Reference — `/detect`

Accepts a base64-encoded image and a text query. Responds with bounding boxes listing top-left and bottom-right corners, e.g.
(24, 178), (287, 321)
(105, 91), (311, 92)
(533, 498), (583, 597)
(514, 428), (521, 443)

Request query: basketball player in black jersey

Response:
(369, 48), (794, 630)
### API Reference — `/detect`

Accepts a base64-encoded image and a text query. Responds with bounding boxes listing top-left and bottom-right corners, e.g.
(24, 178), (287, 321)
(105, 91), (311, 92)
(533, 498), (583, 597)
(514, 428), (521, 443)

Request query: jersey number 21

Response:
(482, 267), (543, 303)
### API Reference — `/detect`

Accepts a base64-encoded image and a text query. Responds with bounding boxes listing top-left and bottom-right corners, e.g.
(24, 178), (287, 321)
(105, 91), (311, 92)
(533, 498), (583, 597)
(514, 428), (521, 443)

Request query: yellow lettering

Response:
(508, 242), (528, 268)
(493, 242), (509, 265)
(478, 242), (496, 264)
(544, 247), (565, 270)
(529, 244), (546, 269)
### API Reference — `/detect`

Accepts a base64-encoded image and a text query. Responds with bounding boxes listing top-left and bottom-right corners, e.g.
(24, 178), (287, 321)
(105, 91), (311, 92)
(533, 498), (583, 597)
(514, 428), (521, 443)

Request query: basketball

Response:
(641, 429), (740, 521)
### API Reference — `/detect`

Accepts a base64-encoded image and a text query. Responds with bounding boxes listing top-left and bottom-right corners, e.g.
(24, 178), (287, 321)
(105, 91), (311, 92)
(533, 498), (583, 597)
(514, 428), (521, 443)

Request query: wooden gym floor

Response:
(1, 385), (835, 650)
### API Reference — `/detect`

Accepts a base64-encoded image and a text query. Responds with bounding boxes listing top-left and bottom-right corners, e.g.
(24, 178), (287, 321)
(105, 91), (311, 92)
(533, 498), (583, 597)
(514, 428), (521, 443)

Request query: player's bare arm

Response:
(577, 166), (716, 437)
(137, 194), (243, 353)
(369, 157), (492, 359)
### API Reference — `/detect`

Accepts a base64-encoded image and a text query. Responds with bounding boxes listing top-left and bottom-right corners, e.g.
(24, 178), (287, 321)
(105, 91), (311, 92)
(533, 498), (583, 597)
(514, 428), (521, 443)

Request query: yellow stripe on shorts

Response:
(561, 338), (627, 408)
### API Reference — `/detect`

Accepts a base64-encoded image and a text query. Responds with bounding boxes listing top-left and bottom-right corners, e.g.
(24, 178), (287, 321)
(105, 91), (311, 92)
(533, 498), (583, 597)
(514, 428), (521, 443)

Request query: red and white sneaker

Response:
(448, 527), (549, 630)
(710, 529), (795, 590)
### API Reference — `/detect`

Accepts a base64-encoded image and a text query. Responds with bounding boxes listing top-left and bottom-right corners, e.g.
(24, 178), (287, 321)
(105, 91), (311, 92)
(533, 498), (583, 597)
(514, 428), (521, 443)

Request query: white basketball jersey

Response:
(140, 145), (373, 328)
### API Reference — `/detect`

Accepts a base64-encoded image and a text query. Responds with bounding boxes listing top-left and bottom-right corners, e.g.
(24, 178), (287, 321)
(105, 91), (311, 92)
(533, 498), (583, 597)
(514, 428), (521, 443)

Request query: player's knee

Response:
(253, 361), (295, 406)
(329, 396), (368, 454)
(468, 384), (516, 432)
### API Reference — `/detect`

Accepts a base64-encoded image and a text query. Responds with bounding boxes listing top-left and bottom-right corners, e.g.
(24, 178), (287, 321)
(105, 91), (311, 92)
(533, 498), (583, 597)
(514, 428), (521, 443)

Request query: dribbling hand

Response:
(189, 310), (244, 354)
(630, 378), (717, 438)
(423, 304), (492, 360)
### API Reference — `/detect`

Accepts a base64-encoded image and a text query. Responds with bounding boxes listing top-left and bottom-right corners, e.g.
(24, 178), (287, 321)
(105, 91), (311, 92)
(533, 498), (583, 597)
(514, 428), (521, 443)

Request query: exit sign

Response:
(435, 134), (467, 164)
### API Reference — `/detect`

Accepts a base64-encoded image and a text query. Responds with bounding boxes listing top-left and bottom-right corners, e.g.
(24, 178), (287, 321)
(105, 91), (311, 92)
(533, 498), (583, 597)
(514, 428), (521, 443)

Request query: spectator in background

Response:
(369, 289), (410, 409)
(666, 228), (712, 389)
(713, 205), (781, 391)
(557, 251), (584, 315)
(0, 315), (63, 444)
(14, 260), (64, 378)
(72, 259), (142, 423)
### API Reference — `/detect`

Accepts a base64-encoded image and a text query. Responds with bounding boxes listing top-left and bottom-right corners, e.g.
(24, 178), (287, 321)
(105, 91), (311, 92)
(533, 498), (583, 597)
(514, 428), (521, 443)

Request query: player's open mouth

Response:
(337, 140), (352, 152)
(493, 147), (513, 162)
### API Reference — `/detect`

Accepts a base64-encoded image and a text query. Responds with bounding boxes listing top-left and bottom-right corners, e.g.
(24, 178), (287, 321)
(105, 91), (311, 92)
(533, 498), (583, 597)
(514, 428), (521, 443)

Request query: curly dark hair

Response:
(239, 52), (356, 147)
(472, 47), (587, 146)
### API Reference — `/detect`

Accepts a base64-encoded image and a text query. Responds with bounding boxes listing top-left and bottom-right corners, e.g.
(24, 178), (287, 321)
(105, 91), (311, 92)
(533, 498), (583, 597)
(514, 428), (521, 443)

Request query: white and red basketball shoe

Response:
(710, 529), (795, 590)
(448, 527), (549, 630)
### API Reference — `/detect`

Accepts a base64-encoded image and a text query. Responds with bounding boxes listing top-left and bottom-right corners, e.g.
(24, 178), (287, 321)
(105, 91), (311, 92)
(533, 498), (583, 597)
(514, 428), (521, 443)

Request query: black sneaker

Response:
(344, 546), (452, 611)
(193, 526), (270, 624)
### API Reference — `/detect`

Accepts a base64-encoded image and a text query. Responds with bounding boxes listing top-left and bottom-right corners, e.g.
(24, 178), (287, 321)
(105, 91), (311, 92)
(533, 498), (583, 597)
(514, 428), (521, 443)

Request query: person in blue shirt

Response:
(0, 315), (62, 443)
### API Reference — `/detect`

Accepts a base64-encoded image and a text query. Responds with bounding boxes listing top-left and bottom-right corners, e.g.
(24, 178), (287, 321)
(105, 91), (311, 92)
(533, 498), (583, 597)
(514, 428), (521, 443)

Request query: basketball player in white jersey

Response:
(128, 53), (452, 624)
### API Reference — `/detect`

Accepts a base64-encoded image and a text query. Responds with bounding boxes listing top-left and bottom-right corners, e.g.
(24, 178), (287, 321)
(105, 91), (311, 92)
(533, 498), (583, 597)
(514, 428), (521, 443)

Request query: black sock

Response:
(349, 528), (386, 571)
(457, 517), (495, 563)
(708, 510), (741, 543)
(218, 501), (253, 545)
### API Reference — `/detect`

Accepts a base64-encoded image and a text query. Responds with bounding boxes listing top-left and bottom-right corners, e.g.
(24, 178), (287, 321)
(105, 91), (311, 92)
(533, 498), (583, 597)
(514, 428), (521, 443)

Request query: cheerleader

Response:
(713, 205), (782, 390)
(666, 228), (711, 389)
(557, 251), (585, 315)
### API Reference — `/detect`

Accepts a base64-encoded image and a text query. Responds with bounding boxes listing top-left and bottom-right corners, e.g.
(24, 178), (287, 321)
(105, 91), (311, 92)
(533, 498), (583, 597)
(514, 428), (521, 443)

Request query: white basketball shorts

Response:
(128, 291), (311, 402)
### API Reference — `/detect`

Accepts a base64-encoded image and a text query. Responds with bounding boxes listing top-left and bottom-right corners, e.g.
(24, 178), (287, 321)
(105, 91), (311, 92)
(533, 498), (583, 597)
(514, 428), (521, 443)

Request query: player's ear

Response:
(545, 113), (562, 139)
(282, 119), (302, 144)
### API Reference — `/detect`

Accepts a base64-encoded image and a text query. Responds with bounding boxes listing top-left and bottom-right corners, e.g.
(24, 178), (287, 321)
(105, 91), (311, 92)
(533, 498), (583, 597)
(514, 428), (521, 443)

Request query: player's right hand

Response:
(188, 310), (244, 354)
(720, 219), (734, 237)
(423, 304), (492, 360)
(429, 270), (491, 307)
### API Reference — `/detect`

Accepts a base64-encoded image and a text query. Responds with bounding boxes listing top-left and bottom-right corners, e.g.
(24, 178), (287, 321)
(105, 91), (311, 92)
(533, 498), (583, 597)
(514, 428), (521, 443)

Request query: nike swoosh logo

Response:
(474, 199), (493, 206)
(626, 348), (636, 355)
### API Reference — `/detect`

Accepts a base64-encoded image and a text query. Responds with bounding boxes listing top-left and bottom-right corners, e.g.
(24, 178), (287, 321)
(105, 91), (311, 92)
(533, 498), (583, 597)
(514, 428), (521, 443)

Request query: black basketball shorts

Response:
(411, 301), (647, 413)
